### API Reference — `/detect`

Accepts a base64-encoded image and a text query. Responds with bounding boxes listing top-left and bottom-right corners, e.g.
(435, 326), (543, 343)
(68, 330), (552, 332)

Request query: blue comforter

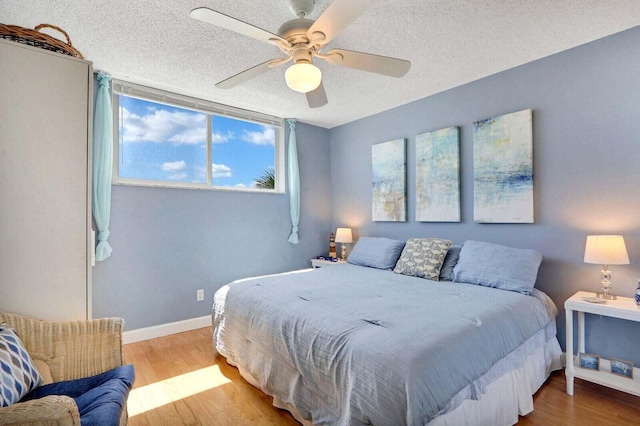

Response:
(213, 263), (556, 425)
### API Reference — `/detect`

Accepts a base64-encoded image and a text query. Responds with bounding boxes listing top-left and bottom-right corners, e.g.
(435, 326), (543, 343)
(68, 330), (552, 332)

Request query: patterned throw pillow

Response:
(393, 238), (452, 280)
(0, 323), (43, 407)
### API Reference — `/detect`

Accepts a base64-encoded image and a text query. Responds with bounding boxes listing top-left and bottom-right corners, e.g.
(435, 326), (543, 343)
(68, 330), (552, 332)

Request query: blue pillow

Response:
(452, 240), (542, 294)
(0, 324), (43, 407)
(439, 245), (461, 281)
(347, 237), (405, 270)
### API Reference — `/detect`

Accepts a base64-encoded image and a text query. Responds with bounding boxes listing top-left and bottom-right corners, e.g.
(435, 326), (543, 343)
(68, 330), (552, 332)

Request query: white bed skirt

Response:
(231, 319), (563, 426)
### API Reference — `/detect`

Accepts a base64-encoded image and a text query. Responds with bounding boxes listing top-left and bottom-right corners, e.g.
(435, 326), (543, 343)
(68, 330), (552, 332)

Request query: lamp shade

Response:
(335, 228), (353, 244)
(584, 235), (630, 265)
(285, 62), (322, 93)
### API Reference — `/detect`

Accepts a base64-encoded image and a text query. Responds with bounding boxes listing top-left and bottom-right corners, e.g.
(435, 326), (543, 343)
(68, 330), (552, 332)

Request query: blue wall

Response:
(92, 122), (331, 330)
(329, 26), (640, 365)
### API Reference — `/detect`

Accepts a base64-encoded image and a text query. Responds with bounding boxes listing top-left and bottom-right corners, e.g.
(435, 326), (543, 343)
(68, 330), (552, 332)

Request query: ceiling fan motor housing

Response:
(291, 47), (313, 64)
(278, 18), (314, 44)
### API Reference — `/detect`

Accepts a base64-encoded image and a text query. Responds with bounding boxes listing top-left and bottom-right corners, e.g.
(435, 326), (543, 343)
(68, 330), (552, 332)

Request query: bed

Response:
(212, 239), (563, 425)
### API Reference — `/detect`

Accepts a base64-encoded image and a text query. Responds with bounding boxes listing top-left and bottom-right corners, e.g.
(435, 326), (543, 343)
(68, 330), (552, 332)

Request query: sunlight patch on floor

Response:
(128, 365), (231, 416)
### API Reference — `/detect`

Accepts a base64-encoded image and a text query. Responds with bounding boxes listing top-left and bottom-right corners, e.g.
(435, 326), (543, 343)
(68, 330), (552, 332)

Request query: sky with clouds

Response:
(118, 96), (275, 187)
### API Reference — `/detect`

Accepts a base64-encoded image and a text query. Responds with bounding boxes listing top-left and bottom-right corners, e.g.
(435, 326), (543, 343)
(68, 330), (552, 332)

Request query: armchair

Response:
(0, 311), (129, 425)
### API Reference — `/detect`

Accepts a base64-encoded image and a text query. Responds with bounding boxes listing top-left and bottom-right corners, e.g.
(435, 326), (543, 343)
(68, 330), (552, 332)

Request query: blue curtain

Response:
(287, 118), (300, 244)
(92, 72), (114, 261)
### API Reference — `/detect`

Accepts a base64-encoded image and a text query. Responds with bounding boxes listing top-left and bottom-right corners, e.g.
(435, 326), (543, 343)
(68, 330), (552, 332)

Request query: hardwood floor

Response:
(123, 327), (640, 425)
(123, 327), (298, 426)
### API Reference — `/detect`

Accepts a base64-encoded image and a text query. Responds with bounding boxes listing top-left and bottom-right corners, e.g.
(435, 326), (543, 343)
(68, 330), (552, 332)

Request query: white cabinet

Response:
(0, 39), (93, 320)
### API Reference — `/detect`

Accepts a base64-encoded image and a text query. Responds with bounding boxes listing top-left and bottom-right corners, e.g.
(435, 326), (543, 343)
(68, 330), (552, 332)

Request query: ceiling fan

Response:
(190, 0), (411, 108)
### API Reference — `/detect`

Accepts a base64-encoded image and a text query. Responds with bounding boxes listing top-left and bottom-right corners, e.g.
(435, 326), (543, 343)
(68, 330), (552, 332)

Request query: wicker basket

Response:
(0, 23), (84, 58)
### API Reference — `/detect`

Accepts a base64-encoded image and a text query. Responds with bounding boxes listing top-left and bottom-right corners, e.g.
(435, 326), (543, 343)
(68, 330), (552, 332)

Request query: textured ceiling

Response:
(2, 0), (639, 128)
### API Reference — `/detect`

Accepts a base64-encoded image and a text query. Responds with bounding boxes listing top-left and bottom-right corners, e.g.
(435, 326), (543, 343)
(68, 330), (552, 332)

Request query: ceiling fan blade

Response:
(216, 60), (276, 90)
(325, 48), (410, 77)
(190, 7), (290, 47)
(306, 82), (328, 108)
(307, 0), (377, 45)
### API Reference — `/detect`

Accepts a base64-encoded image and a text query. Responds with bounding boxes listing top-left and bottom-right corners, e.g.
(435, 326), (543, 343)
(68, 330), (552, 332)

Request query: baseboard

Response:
(123, 315), (211, 344)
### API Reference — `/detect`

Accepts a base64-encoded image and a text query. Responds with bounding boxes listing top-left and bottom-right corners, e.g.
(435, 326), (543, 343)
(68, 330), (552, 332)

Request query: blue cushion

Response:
(439, 245), (461, 281)
(21, 364), (135, 426)
(452, 240), (542, 294)
(0, 324), (43, 407)
(347, 237), (406, 270)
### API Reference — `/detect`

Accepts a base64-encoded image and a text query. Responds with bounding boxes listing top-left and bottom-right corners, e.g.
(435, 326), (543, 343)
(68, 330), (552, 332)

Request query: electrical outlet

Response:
(197, 289), (204, 301)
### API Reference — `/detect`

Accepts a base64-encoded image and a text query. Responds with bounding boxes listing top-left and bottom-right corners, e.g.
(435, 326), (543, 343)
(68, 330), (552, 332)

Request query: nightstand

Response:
(565, 290), (640, 396)
(311, 259), (346, 268)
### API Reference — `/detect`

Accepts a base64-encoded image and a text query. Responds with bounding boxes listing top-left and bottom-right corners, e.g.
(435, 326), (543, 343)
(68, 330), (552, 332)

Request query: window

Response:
(112, 81), (284, 192)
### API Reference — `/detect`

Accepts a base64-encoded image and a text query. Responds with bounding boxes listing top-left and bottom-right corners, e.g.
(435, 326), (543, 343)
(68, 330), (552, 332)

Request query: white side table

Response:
(311, 259), (346, 268)
(565, 290), (640, 396)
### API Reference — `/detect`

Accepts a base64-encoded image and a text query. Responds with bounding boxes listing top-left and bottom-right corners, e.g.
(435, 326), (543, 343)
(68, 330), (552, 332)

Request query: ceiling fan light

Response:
(285, 63), (322, 93)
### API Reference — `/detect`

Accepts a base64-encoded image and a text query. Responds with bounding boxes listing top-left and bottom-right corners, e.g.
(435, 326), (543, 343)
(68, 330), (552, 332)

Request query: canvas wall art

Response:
(415, 127), (460, 222)
(372, 139), (406, 222)
(473, 109), (533, 223)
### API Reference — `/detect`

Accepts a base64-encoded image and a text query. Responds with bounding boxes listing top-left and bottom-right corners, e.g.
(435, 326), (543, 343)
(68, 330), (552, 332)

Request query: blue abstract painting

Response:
(416, 127), (460, 222)
(372, 139), (406, 222)
(473, 109), (533, 223)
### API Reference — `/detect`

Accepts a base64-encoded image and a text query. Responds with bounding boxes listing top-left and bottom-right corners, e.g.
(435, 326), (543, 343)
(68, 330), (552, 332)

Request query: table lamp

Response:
(335, 228), (353, 262)
(584, 235), (629, 299)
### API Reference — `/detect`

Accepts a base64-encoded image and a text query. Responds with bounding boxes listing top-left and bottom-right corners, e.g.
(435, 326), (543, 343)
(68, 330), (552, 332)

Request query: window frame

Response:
(111, 80), (285, 193)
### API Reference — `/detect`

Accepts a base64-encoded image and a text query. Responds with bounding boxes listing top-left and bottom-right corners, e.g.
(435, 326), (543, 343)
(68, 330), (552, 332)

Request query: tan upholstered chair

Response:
(0, 311), (128, 426)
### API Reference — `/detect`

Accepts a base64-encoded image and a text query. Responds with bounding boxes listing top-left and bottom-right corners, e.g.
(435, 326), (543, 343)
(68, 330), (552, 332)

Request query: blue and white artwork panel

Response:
(415, 127), (460, 222)
(473, 109), (533, 223)
(372, 139), (406, 222)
